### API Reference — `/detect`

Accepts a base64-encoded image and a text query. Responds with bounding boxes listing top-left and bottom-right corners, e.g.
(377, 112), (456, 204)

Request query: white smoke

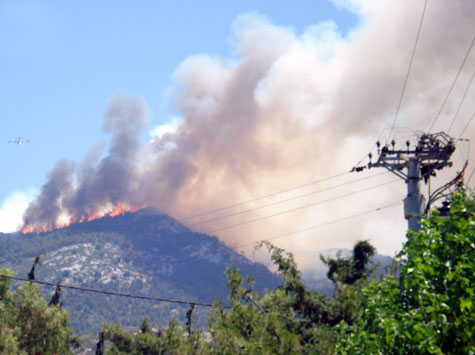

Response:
(18, 1), (475, 270)
(148, 2), (474, 265)
(0, 189), (38, 233)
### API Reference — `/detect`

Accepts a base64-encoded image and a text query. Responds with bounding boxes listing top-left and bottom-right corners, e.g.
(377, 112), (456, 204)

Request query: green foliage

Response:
(336, 190), (475, 354)
(257, 242), (345, 352)
(100, 238), (379, 354)
(103, 319), (210, 354)
(209, 265), (302, 354)
(0, 219), (281, 335)
(49, 283), (63, 307)
(139, 317), (151, 334)
(208, 241), (372, 354)
(258, 242), (338, 324)
(0, 268), (78, 354)
(321, 240), (375, 286)
(101, 242), (361, 354)
(16, 196), (475, 353)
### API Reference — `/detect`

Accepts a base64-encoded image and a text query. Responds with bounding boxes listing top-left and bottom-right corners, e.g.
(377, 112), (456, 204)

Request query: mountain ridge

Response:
(0, 209), (282, 335)
(0, 209), (394, 335)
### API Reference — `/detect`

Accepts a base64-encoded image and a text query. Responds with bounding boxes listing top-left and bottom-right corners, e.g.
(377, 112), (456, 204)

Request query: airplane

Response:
(8, 137), (30, 145)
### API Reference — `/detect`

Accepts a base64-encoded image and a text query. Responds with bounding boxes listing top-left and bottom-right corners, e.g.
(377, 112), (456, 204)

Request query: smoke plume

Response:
(22, 1), (475, 266)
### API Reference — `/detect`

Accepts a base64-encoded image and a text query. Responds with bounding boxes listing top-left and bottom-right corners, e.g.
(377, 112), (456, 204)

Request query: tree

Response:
(336, 189), (475, 354)
(209, 240), (376, 354)
(208, 265), (302, 354)
(0, 268), (79, 354)
(320, 240), (375, 287)
(99, 241), (378, 354)
(27, 255), (41, 281)
(102, 319), (210, 354)
(139, 317), (151, 334)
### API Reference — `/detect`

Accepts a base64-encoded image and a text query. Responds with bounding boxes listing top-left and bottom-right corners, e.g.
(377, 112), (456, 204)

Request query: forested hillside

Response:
(96, 190), (475, 354)
(1, 191), (473, 354)
(0, 209), (282, 335)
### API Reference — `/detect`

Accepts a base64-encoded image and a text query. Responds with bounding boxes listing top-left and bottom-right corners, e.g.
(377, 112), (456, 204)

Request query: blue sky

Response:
(0, 0), (357, 211)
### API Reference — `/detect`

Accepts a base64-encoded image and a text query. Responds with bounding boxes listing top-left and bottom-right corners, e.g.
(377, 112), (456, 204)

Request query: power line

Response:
(233, 201), (402, 250)
(10, 176), (398, 295)
(2, 199), (401, 312)
(0, 274), (228, 309)
(467, 165), (475, 186)
(135, 176), (396, 269)
(7, 194), (395, 309)
(137, 178), (397, 269)
(188, 171), (388, 228)
(388, 0), (428, 139)
(353, 128), (388, 167)
(429, 34), (475, 132)
(455, 138), (470, 166)
(448, 58), (475, 134)
(180, 171), (351, 222)
(458, 109), (475, 139)
(208, 179), (399, 234)
(353, 128), (416, 169)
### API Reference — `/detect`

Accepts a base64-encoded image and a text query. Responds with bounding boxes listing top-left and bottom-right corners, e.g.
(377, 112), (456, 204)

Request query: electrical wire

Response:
(233, 201), (402, 250)
(2, 200), (401, 310)
(9, 176), (401, 294)
(388, 0), (428, 139)
(428, 35), (475, 132)
(208, 179), (399, 234)
(179, 171), (351, 222)
(458, 109), (475, 139)
(2, 196), (405, 317)
(466, 165), (475, 186)
(134, 177), (397, 268)
(455, 139), (470, 168)
(448, 59), (475, 134)
(188, 171), (389, 228)
(0, 274), (227, 309)
(353, 128), (417, 169)
(425, 160), (468, 213)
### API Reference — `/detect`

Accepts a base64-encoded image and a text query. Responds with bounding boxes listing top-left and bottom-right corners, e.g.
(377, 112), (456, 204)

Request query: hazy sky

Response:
(1, 1), (474, 268)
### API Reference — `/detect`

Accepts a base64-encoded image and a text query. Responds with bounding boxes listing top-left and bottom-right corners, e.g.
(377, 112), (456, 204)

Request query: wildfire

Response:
(87, 213), (98, 221)
(21, 225), (34, 234)
(21, 203), (136, 235)
(109, 205), (124, 217)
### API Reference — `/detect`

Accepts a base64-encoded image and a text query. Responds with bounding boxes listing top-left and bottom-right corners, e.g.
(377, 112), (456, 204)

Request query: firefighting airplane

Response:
(8, 137), (30, 145)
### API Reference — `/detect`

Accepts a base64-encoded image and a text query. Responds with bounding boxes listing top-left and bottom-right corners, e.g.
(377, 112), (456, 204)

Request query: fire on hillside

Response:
(21, 204), (136, 234)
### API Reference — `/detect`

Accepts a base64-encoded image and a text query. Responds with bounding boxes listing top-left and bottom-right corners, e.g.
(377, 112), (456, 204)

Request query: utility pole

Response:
(353, 132), (455, 232)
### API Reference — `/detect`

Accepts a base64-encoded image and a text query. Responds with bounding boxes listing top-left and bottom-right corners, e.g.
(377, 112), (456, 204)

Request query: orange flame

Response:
(21, 225), (34, 234)
(108, 205), (124, 217)
(87, 213), (98, 221)
(21, 203), (136, 235)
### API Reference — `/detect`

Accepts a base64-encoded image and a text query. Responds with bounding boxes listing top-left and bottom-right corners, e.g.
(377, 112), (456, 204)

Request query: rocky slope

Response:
(0, 208), (281, 335)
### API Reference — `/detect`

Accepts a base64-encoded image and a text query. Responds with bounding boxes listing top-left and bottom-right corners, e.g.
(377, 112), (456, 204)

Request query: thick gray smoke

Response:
(64, 94), (148, 219)
(22, 1), (475, 264)
(22, 160), (76, 232)
(23, 94), (149, 230)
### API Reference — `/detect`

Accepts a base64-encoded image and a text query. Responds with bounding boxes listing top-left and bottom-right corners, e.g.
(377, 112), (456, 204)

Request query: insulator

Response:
(391, 140), (396, 147)
(376, 141), (381, 148)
